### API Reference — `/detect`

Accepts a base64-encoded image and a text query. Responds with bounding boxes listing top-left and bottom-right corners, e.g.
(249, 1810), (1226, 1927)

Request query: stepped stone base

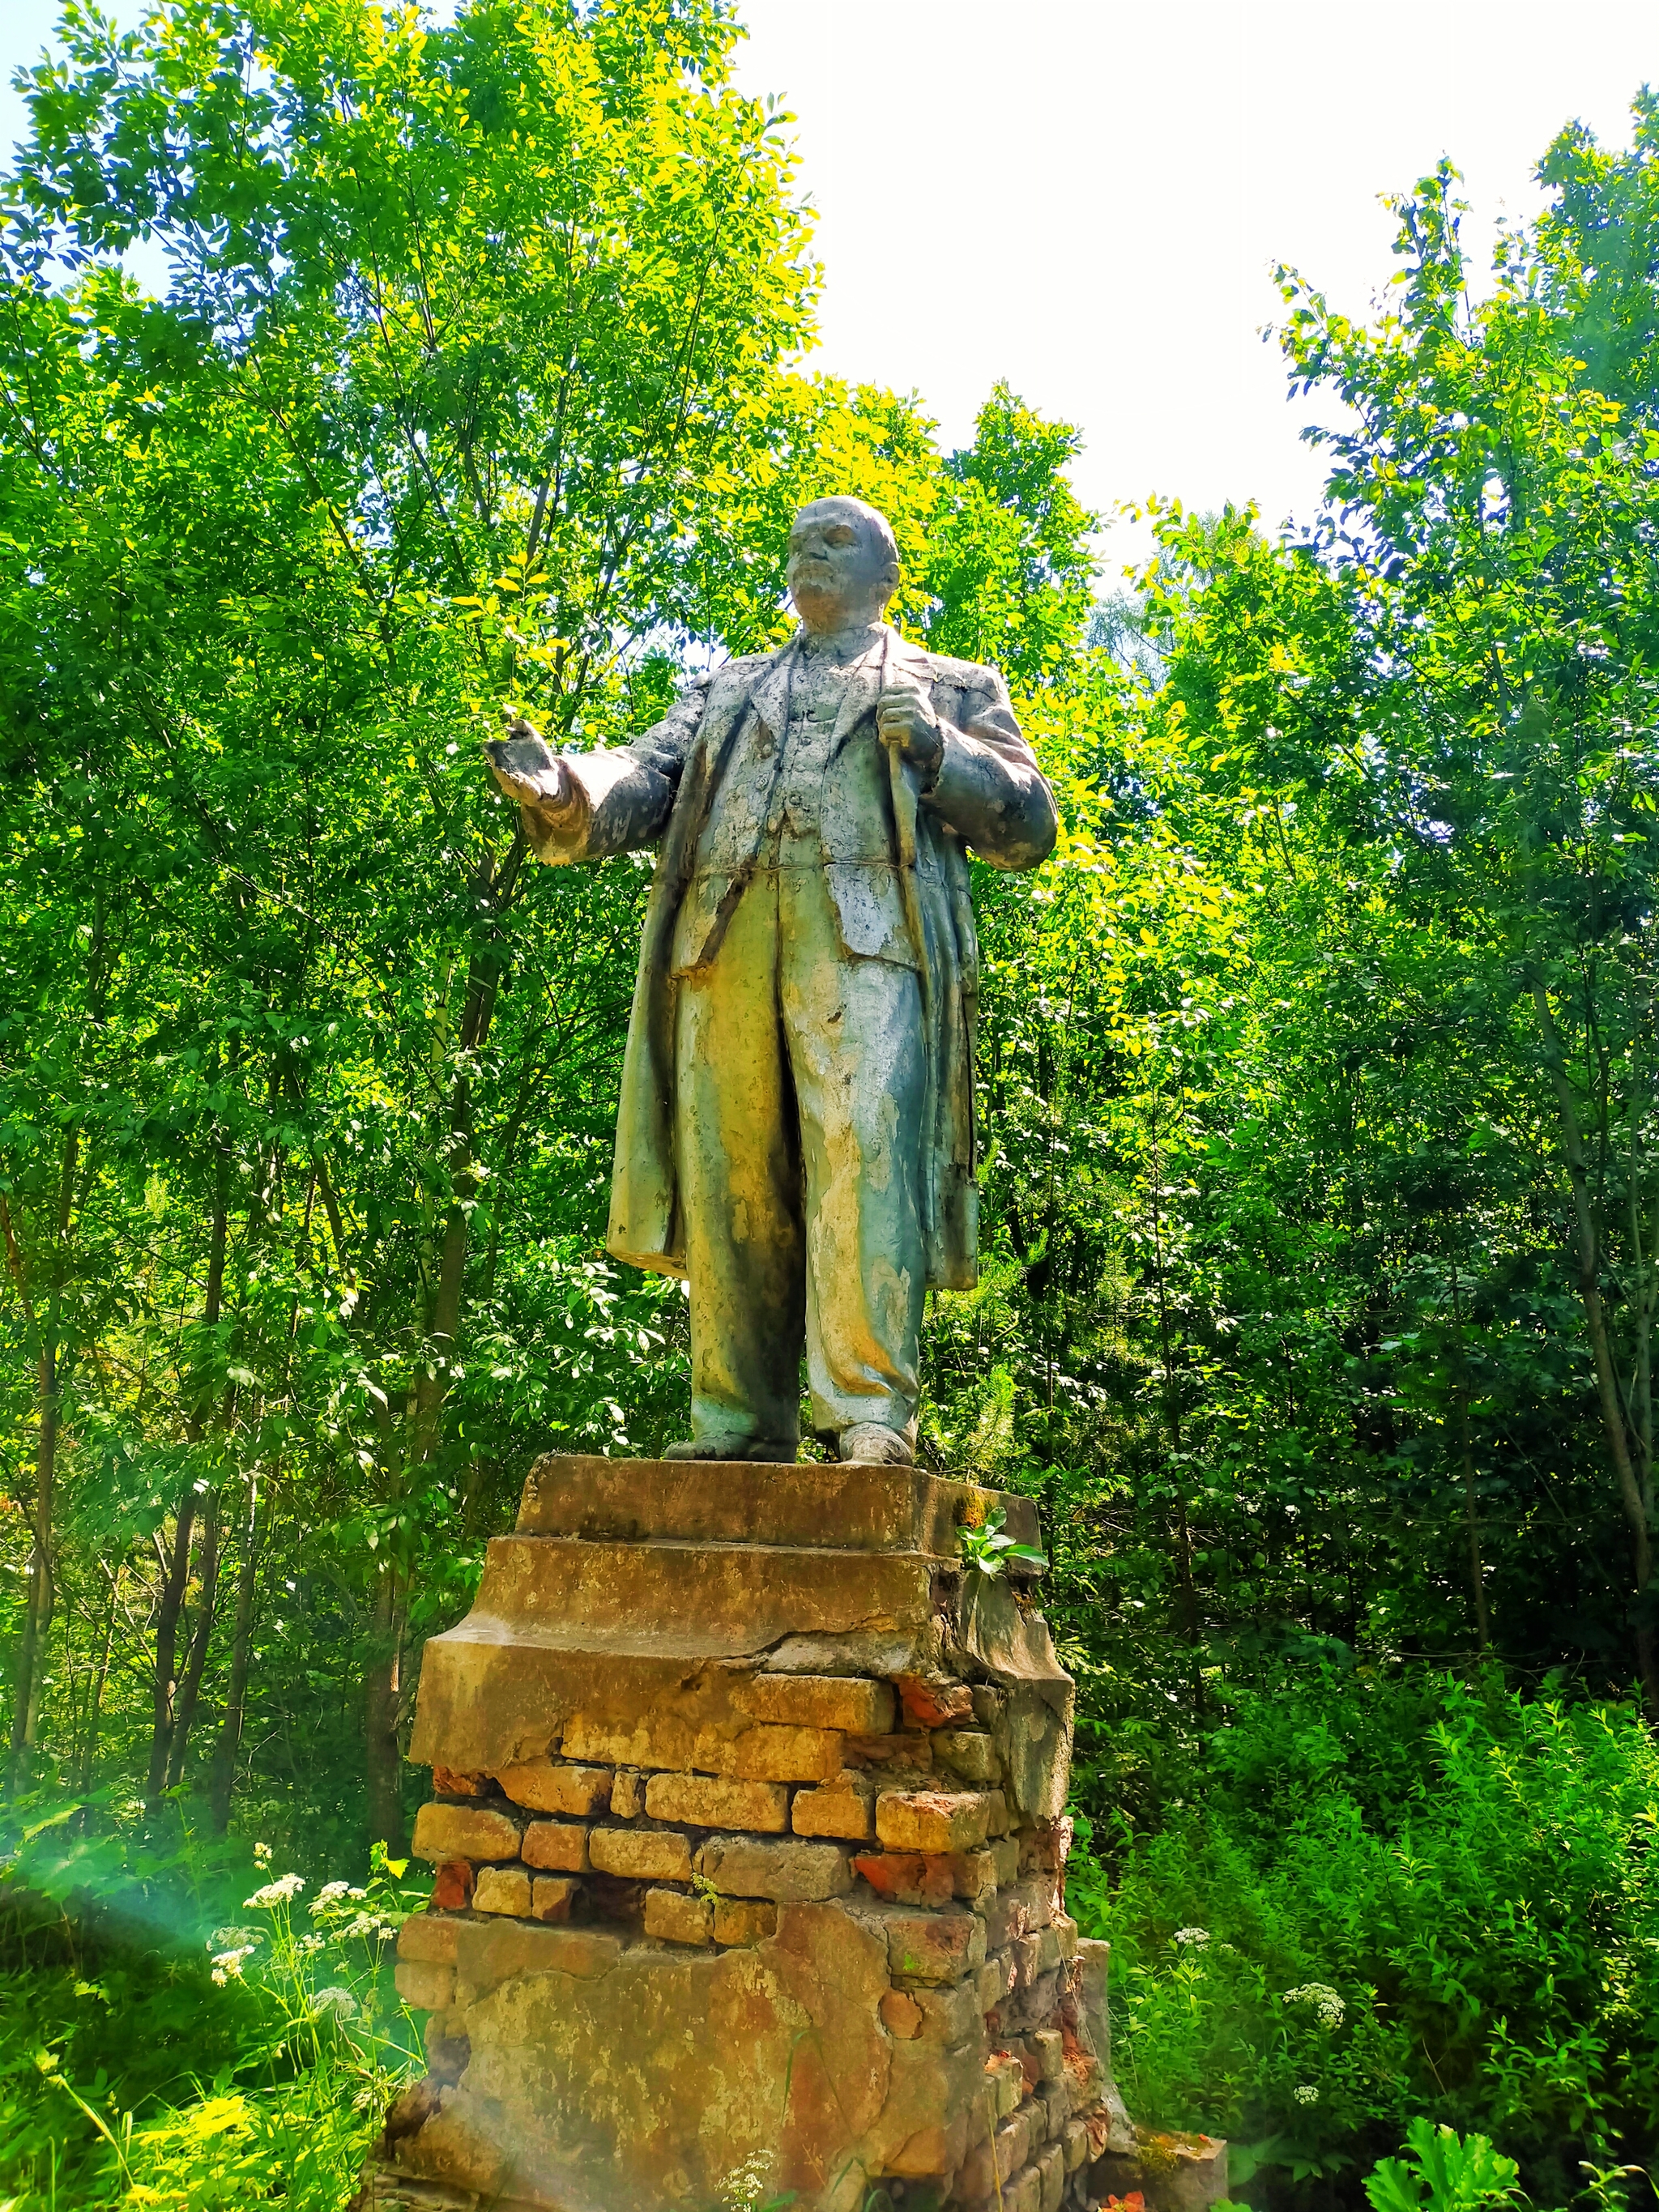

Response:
(354, 1455), (1143, 2212)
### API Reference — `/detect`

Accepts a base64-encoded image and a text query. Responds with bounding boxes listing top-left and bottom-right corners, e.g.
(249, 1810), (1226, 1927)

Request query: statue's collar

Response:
(789, 621), (928, 668)
(798, 620), (885, 663)
(748, 625), (931, 747)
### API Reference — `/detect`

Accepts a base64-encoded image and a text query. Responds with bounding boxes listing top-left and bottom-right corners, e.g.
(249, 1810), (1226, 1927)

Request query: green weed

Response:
(0, 1804), (421, 2210)
(1072, 1670), (1659, 2207)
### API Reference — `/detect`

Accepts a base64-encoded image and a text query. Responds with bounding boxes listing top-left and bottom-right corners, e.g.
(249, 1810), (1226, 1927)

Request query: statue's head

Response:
(787, 496), (900, 635)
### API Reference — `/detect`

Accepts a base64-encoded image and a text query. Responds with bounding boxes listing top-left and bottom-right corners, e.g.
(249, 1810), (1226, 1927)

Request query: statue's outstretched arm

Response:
(484, 675), (712, 865)
(922, 668), (1058, 872)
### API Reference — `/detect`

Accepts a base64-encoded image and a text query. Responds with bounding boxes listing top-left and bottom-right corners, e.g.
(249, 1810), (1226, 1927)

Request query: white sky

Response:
(6, 0), (1657, 578)
(731, 0), (1658, 576)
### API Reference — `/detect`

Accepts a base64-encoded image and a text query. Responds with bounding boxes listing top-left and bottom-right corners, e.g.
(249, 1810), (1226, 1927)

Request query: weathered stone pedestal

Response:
(356, 1455), (1138, 2212)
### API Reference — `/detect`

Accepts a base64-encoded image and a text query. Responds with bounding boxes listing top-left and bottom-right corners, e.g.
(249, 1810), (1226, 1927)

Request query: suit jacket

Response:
(527, 625), (1057, 1289)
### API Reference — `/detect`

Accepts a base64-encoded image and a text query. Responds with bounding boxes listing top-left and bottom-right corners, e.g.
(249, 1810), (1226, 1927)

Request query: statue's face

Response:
(787, 500), (896, 633)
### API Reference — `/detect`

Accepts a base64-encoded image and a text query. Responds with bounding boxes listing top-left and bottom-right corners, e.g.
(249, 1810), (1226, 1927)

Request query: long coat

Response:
(528, 625), (1057, 1291)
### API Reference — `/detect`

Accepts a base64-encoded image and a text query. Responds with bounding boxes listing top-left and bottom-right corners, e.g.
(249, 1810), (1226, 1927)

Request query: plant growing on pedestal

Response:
(957, 1505), (1049, 1579)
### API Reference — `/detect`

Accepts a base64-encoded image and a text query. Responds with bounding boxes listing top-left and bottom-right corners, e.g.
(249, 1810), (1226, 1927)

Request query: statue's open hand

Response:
(484, 718), (574, 819)
(876, 684), (945, 782)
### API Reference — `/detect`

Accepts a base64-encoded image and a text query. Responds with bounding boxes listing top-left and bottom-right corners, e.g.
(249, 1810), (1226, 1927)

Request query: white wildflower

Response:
(1285, 1983), (1345, 2031)
(310, 1986), (357, 2021)
(1173, 1926), (1210, 1947)
(309, 1881), (352, 1916)
(340, 1911), (379, 1940)
(717, 2150), (775, 2212)
(298, 1933), (326, 1955)
(1293, 2084), (1320, 2107)
(252, 1841), (272, 1866)
(207, 1925), (263, 1954)
(347, 1886), (367, 1901)
(210, 1944), (257, 1984)
(245, 1872), (306, 1908)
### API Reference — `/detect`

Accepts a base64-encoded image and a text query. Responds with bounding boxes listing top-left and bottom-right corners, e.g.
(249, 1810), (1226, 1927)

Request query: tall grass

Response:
(0, 1796), (422, 2209)
(1069, 1671), (1659, 2207)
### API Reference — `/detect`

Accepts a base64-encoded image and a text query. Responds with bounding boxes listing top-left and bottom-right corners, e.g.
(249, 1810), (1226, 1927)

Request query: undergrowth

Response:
(1068, 1668), (1659, 2211)
(2, 1674), (1657, 2212)
(0, 1796), (424, 2208)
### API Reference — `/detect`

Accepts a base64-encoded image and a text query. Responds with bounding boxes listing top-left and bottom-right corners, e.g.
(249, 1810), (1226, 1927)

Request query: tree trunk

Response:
(14, 1341), (62, 1777)
(1532, 979), (1659, 1720)
(147, 1498), (197, 1813)
(1146, 1120), (1205, 1715)
(1449, 1258), (1491, 1654)
(80, 1564), (120, 1791)
(148, 1160), (230, 1812)
(360, 923), (512, 1845)
(164, 1485), (221, 1791)
(365, 1564), (406, 1850)
(3, 1123), (81, 1791)
(209, 1475), (262, 1832)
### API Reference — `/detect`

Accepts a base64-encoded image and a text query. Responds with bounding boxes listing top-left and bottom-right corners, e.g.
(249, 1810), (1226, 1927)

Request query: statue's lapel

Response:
(884, 630), (934, 689)
(827, 625), (926, 760)
(746, 633), (800, 744)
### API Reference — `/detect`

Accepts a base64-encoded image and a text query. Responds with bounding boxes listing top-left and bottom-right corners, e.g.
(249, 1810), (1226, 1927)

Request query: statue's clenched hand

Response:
(484, 718), (574, 826)
(876, 684), (945, 783)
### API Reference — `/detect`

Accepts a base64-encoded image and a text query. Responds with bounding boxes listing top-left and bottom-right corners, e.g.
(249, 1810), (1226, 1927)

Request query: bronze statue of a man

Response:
(487, 497), (1057, 1467)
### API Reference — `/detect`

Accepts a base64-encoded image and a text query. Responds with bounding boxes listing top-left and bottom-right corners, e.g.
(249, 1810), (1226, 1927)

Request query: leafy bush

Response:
(0, 1796), (422, 2208)
(1069, 1670), (1659, 2206)
(1363, 2120), (1522, 2212)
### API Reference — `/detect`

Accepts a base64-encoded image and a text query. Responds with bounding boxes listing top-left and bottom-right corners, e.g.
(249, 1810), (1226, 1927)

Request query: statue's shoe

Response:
(663, 1436), (798, 1462)
(838, 1422), (914, 1466)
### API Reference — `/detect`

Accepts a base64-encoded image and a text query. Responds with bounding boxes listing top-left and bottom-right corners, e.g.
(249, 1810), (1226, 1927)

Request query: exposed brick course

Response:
(882, 1904), (987, 1985)
(693, 1723), (842, 1783)
(911, 1979), (981, 2044)
(589, 1827), (693, 1882)
(792, 1781), (875, 1840)
(896, 1674), (975, 1728)
(386, 1455), (1118, 2212)
(1006, 2156), (1043, 2212)
(643, 1887), (712, 1946)
(1019, 1818), (1074, 1873)
(737, 1673), (895, 1734)
(1036, 2138), (1066, 2212)
(979, 1946), (1017, 2011)
(531, 1876), (578, 1922)
(473, 1865), (533, 1916)
(429, 1860), (474, 1912)
(431, 1765), (487, 1797)
(710, 1897), (777, 1946)
(876, 1788), (993, 1853)
(694, 1835), (851, 1903)
(412, 1802), (522, 1863)
(929, 1728), (1001, 1782)
(643, 1771), (788, 1831)
(522, 1818), (591, 1873)
(495, 1759), (612, 1816)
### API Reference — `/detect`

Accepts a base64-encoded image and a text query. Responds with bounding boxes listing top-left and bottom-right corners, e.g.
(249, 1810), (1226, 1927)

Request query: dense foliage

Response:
(3, 2), (1659, 2205)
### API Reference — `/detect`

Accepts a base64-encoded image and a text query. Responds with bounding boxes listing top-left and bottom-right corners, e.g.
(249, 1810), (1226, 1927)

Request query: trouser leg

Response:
(779, 870), (928, 1444)
(674, 875), (805, 1448)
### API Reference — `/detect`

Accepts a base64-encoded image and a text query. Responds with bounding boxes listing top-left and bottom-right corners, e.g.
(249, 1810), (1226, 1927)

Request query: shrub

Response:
(1069, 1670), (1659, 2206)
(0, 1795), (423, 2208)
